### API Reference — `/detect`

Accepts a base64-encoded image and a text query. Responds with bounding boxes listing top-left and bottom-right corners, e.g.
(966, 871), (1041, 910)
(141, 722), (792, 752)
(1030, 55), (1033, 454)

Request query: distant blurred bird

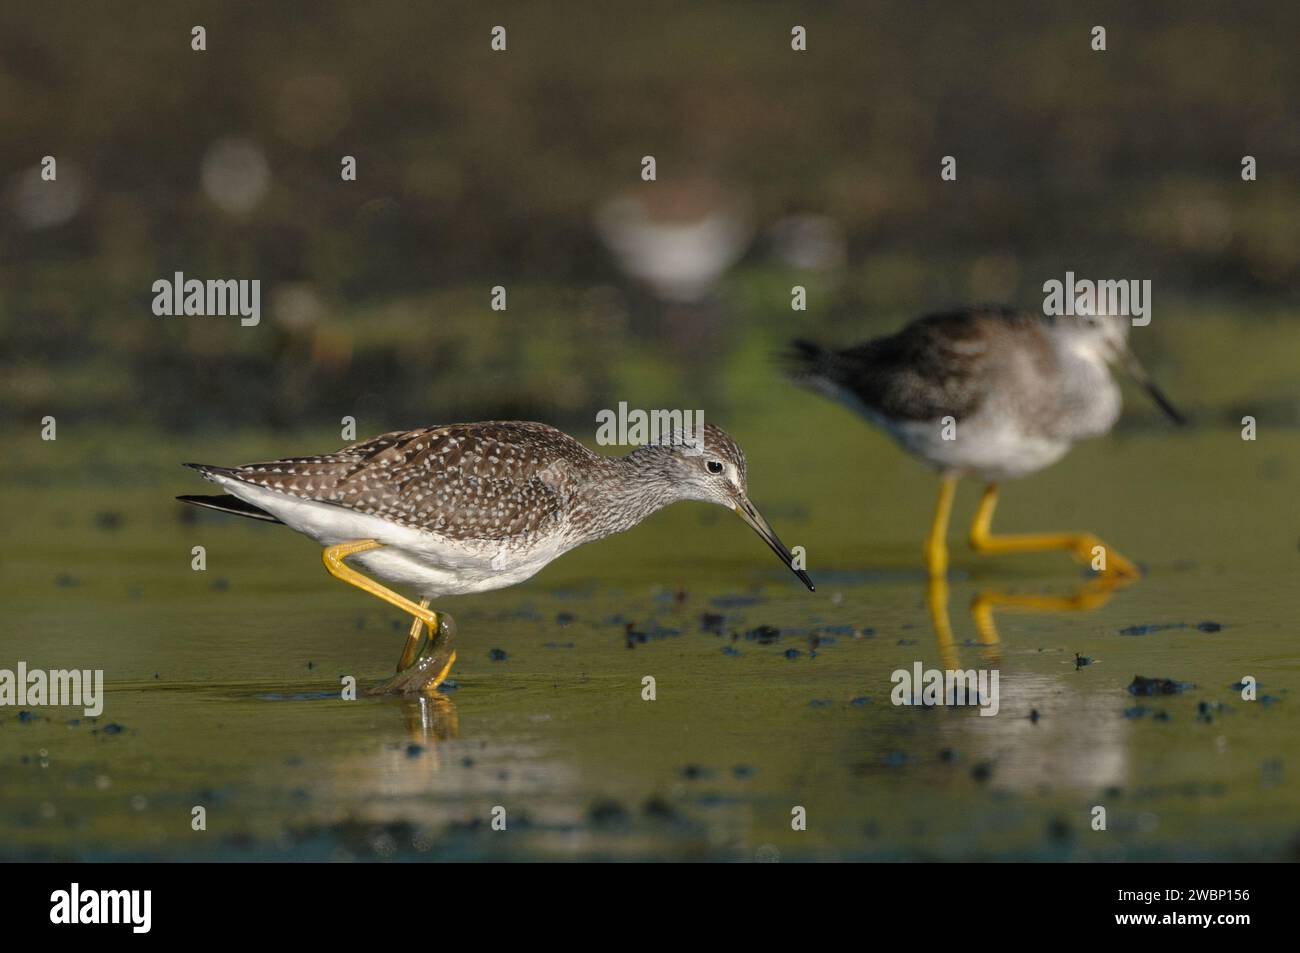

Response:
(594, 180), (752, 304)
(766, 214), (847, 272)
(179, 421), (812, 693)
(788, 307), (1185, 578)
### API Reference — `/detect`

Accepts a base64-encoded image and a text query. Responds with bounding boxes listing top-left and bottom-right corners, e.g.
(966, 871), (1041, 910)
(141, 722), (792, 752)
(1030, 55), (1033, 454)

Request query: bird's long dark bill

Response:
(734, 499), (815, 591)
(1121, 348), (1187, 426)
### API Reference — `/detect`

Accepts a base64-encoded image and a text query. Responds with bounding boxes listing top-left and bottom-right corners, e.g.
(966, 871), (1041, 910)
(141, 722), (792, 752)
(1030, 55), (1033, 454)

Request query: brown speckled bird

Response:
(179, 421), (812, 692)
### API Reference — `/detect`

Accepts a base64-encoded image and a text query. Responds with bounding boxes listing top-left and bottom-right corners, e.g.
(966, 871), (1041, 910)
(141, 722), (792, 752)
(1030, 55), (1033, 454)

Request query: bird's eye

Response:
(706, 460), (724, 474)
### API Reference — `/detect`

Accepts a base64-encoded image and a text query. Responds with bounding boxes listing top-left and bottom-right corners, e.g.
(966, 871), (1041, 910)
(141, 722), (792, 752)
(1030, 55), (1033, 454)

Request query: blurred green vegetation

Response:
(1, 1), (1297, 434)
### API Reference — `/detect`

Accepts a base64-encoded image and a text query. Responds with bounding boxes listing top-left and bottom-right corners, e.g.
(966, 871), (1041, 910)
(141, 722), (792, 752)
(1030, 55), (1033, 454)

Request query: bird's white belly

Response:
(213, 476), (570, 597)
(887, 414), (1074, 482)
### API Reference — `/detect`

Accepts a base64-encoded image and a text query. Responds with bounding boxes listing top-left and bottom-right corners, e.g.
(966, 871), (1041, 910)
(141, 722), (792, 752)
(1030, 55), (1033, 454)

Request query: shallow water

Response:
(2, 411), (1298, 860)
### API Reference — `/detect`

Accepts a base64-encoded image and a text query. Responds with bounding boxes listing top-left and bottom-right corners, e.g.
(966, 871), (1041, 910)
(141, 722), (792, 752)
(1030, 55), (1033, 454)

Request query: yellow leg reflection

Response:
(396, 693), (459, 743)
(927, 575), (960, 671)
(927, 574), (1131, 668)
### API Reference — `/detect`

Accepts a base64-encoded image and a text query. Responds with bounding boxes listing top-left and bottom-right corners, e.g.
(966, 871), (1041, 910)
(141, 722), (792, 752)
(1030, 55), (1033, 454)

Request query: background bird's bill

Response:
(734, 498), (815, 591)
(1119, 346), (1187, 425)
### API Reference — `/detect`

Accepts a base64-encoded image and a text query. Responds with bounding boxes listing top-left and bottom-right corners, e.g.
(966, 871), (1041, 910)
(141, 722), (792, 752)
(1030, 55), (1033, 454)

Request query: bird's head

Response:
(628, 422), (814, 591)
(1062, 313), (1186, 426)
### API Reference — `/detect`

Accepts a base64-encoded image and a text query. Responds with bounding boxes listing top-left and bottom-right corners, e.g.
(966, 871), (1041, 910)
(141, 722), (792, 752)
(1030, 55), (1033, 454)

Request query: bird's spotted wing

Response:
(222, 421), (592, 541)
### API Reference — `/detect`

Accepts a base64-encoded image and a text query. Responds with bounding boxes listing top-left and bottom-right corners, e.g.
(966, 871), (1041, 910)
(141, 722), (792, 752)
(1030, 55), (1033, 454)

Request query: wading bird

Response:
(180, 421), (812, 692)
(788, 307), (1184, 578)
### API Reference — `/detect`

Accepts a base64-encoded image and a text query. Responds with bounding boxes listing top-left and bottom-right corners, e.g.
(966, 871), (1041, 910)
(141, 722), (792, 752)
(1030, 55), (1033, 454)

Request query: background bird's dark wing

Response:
(791, 308), (1044, 422)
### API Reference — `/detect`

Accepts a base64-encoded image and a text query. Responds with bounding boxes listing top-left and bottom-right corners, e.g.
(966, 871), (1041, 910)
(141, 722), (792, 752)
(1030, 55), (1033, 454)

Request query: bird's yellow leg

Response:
(925, 475), (959, 578)
(322, 540), (456, 685)
(398, 599), (432, 672)
(968, 484), (1140, 578)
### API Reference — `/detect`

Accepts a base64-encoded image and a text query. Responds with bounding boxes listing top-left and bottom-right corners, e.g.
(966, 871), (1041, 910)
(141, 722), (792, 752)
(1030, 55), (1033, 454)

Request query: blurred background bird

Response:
(787, 307), (1186, 578)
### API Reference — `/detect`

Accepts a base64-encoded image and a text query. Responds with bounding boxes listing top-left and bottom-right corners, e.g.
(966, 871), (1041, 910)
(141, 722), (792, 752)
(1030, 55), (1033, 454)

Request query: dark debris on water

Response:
(1120, 621), (1225, 636)
(1128, 675), (1194, 696)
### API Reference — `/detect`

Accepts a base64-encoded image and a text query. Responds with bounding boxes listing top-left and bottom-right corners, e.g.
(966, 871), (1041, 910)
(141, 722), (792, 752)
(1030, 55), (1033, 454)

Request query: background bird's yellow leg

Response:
(968, 484), (1140, 577)
(926, 475), (959, 578)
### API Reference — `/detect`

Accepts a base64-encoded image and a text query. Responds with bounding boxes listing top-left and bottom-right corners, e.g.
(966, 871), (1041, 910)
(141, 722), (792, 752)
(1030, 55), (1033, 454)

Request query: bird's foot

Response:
(368, 614), (458, 695)
(1073, 535), (1141, 580)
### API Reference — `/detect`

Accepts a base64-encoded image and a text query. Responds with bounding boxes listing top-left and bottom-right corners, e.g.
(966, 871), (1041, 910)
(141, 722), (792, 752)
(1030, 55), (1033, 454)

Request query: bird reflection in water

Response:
(926, 573), (1133, 671)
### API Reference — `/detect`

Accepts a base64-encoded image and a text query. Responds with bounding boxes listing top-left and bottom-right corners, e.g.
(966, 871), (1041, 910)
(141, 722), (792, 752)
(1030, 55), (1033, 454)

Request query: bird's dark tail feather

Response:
(783, 338), (831, 380)
(175, 493), (283, 524)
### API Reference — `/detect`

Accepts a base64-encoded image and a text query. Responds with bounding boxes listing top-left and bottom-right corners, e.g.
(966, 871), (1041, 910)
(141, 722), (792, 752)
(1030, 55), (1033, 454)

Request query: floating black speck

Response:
(642, 796), (676, 820)
(971, 761), (993, 783)
(405, 743), (424, 758)
(488, 648), (508, 661)
(306, 660), (315, 670)
(1047, 817), (1072, 843)
(1119, 623), (1182, 636)
(588, 800), (629, 826)
(1128, 675), (1193, 696)
(700, 612), (725, 634)
(783, 648), (802, 659)
(746, 625), (781, 644)
(1197, 700), (1232, 722)
(1029, 709), (1041, 723)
